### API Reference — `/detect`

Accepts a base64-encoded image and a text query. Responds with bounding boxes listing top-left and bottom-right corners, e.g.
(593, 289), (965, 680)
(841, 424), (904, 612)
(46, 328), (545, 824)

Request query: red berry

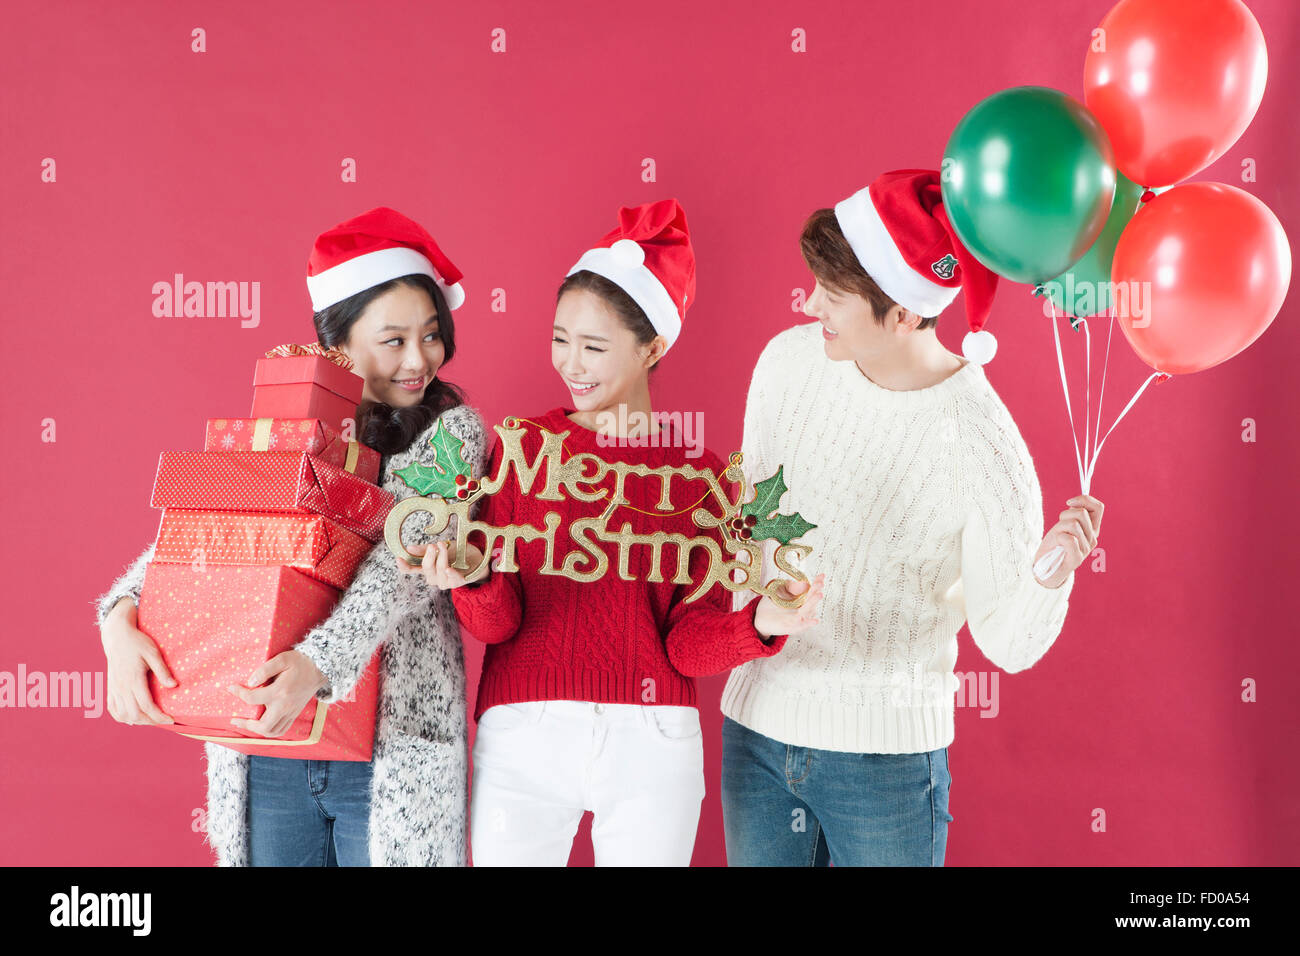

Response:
(740, 528), (752, 539)
(456, 488), (467, 499)
(745, 515), (757, 527)
(455, 474), (467, 485)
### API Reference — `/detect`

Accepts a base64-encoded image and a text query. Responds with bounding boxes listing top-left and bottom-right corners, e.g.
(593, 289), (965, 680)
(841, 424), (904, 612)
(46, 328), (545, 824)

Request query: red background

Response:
(2, 0), (1296, 865)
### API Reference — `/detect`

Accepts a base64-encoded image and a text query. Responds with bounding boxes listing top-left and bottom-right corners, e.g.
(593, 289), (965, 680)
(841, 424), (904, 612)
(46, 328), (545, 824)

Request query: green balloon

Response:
(1042, 171), (1145, 319)
(941, 86), (1116, 284)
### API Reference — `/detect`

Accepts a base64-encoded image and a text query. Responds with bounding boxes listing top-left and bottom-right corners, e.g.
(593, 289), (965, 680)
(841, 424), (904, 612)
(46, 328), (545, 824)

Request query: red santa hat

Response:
(834, 169), (1000, 364)
(566, 198), (695, 351)
(306, 206), (466, 313)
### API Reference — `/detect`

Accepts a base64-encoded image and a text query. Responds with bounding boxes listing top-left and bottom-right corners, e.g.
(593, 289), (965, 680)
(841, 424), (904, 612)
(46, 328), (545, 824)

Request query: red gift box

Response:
(136, 562), (378, 761)
(180, 653), (380, 762)
(204, 417), (381, 484)
(149, 450), (395, 542)
(152, 509), (373, 590)
(250, 354), (364, 432)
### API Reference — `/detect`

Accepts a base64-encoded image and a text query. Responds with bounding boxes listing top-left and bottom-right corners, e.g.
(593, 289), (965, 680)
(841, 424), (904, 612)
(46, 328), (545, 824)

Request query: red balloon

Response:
(1111, 182), (1290, 375)
(1084, 0), (1268, 187)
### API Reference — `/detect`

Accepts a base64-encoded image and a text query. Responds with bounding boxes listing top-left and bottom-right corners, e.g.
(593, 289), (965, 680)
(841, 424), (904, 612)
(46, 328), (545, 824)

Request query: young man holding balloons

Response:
(716, 169), (1104, 867)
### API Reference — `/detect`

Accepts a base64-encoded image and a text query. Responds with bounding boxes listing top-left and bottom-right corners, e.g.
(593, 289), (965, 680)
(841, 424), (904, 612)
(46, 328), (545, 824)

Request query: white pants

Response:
(470, 700), (705, 866)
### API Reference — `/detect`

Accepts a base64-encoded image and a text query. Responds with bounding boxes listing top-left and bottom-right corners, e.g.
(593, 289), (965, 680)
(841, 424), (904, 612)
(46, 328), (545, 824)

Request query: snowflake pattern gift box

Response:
(136, 562), (378, 761)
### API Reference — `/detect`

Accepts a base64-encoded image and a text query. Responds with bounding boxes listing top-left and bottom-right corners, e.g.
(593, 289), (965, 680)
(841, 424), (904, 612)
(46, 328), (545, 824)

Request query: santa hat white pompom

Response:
(962, 329), (998, 365)
(610, 238), (645, 267)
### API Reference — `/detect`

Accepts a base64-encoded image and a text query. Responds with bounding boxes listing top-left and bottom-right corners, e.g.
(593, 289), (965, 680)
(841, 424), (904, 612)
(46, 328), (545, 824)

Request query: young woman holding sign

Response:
(398, 199), (825, 865)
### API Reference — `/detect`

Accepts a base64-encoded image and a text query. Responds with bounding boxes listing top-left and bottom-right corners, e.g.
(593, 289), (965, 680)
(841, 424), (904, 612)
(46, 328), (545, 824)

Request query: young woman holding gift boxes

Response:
(397, 199), (826, 865)
(96, 207), (488, 866)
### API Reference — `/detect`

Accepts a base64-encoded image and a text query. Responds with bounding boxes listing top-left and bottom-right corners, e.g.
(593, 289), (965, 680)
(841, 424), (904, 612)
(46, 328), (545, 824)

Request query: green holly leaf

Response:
(740, 465), (817, 545)
(751, 511), (817, 545)
(741, 467), (788, 522)
(394, 420), (472, 497)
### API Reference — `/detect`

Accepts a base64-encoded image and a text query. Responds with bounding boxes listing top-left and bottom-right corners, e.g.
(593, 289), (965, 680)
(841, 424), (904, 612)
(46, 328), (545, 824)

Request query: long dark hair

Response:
(314, 273), (466, 456)
(556, 270), (663, 373)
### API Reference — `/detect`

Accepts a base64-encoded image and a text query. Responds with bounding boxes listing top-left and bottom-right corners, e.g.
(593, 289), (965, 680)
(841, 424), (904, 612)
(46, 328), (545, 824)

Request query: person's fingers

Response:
(230, 716), (271, 736)
(227, 683), (273, 707)
(131, 680), (172, 724)
(1063, 506), (1097, 549)
(115, 688), (143, 724)
(1059, 526), (1085, 564)
(433, 541), (452, 577)
(246, 652), (290, 689)
(141, 645), (177, 688)
(1068, 495), (1105, 538)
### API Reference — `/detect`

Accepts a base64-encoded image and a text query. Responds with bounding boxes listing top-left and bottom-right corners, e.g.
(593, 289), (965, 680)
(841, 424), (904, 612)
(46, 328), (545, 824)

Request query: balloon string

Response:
(1093, 306), (1117, 464)
(1082, 316), (1092, 475)
(1047, 297), (1088, 491)
(1083, 370), (1163, 493)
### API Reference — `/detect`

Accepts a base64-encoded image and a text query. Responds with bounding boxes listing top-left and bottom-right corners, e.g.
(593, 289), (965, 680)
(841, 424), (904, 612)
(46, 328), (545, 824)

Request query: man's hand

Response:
(1034, 494), (1104, 589)
(228, 649), (328, 738)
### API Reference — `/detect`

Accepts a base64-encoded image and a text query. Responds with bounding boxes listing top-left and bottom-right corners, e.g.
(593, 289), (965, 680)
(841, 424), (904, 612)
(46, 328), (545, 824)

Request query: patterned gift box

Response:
(152, 509), (373, 591)
(136, 562), (378, 761)
(184, 652), (380, 762)
(203, 417), (382, 483)
(250, 353), (364, 433)
(149, 450), (395, 542)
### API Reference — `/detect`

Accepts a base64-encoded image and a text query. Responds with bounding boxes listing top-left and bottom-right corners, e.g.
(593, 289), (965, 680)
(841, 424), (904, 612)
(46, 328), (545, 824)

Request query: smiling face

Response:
(552, 287), (664, 416)
(803, 274), (921, 363)
(337, 282), (445, 406)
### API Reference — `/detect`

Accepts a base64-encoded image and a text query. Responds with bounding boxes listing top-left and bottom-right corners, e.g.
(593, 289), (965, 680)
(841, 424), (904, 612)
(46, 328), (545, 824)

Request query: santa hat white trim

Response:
(834, 186), (960, 319)
(566, 243), (683, 349)
(306, 246), (466, 312)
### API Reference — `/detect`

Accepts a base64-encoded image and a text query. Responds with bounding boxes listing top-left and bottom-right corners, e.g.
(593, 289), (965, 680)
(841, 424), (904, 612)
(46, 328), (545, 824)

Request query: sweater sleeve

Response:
(92, 539), (157, 629)
(665, 458), (788, 678)
(295, 406), (488, 703)
(957, 411), (1074, 675)
(449, 434), (525, 644)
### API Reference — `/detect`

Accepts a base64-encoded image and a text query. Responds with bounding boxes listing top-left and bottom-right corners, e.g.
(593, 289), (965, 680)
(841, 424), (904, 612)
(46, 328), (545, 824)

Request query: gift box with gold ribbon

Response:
(136, 562), (378, 761)
(249, 344), (365, 432)
(203, 416), (382, 483)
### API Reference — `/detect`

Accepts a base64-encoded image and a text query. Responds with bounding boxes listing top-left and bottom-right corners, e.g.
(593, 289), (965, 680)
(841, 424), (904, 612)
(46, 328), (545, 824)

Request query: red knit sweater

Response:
(451, 407), (787, 720)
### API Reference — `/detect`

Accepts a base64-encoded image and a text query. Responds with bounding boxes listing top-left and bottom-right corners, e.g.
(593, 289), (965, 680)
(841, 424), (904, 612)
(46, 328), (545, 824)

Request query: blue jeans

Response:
(247, 756), (374, 866)
(720, 716), (953, 866)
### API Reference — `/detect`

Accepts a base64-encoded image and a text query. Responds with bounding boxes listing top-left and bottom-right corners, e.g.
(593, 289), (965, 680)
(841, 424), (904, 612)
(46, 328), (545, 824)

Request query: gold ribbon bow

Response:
(264, 342), (355, 372)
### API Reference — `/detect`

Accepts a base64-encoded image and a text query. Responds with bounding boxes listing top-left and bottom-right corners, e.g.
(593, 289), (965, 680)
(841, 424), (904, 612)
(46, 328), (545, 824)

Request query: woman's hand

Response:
(396, 540), (494, 590)
(101, 598), (176, 725)
(227, 650), (328, 738)
(1034, 494), (1104, 589)
(753, 572), (826, 640)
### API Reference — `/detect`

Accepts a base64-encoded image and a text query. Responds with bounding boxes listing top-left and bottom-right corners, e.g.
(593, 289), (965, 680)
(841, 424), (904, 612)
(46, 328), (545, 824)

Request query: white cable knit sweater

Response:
(723, 322), (1074, 754)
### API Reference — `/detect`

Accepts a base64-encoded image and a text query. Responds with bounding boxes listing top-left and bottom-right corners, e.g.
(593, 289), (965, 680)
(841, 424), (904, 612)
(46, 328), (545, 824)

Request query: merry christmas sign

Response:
(383, 417), (817, 608)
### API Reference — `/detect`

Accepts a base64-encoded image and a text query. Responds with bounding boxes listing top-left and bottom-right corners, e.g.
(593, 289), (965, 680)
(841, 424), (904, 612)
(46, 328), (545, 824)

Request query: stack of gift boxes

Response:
(134, 345), (394, 761)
